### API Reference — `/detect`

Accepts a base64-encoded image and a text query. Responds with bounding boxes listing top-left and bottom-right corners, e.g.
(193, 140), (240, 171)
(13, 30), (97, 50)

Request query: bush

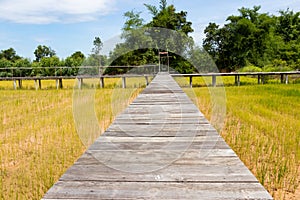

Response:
(262, 59), (294, 72)
(238, 65), (262, 72)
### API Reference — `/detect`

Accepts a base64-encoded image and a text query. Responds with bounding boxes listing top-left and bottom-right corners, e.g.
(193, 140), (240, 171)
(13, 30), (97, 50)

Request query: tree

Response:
(0, 48), (21, 61)
(276, 9), (300, 42)
(0, 59), (13, 77)
(71, 51), (85, 60)
(65, 51), (85, 67)
(146, 2), (193, 35)
(188, 45), (216, 72)
(0, 48), (30, 77)
(108, 0), (195, 74)
(275, 9), (300, 68)
(13, 58), (32, 77)
(39, 56), (60, 76)
(92, 37), (103, 66)
(61, 51), (85, 76)
(90, 37), (103, 75)
(34, 45), (56, 62)
(202, 6), (295, 71)
(123, 11), (144, 31)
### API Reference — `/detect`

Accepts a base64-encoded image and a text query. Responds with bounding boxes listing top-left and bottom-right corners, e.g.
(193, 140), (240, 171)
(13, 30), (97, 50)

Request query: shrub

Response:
(238, 65), (262, 72)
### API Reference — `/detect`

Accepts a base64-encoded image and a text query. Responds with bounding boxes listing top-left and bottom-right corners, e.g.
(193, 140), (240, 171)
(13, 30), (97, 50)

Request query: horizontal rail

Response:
(0, 74), (154, 90)
(171, 71), (300, 87)
(0, 65), (158, 70)
(0, 65), (159, 79)
(0, 74), (155, 81)
(1, 71), (299, 80)
(170, 71), (300, 77)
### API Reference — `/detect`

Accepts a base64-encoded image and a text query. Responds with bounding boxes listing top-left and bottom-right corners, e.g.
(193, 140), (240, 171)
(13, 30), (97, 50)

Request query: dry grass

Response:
(178, 76), (300, 200)
(0, 77), (146, 199)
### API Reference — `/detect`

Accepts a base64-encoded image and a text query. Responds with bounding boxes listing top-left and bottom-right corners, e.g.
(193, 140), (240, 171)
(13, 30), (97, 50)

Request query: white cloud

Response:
(34, 37), (52, 44)
(0, 0), (116, 24)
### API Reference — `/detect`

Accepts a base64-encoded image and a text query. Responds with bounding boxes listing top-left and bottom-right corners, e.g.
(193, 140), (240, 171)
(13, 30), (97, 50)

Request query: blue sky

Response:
(0, 0), (299, 60)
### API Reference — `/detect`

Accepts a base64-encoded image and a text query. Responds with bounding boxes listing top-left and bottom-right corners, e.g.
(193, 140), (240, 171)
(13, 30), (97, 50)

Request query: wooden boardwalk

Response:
(43, 73), (273, 199)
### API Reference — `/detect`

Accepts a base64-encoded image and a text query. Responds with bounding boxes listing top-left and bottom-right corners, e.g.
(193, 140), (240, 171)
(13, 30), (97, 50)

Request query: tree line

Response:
(0, 37), (107, 77)
(1, 1), (299, 77)
(203, 6), (300, 72)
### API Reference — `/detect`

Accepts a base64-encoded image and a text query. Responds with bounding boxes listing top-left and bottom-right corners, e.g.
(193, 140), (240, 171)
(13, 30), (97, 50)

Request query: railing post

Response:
(122, 77), (126, 88)
(78, 78), (82, 89)
(59, 78), (63, 89)
(212, 75), (216, 87)
(258, 75), (261, 84)
(56, 79), (59, 90)
(285, 75), (289, 84)
(13, 79), (17, 90)
(100, 77), (104, 88)
(280, 74), (284, 84)
(189, 76), (193, 88)
(262, 75), (265, 84)
(34, 80), (38, 90)
(18, 79), (22, 89)
(235, 75), (241, 86)
(145, 76), (149, 86)
(34, 79), (42, 90)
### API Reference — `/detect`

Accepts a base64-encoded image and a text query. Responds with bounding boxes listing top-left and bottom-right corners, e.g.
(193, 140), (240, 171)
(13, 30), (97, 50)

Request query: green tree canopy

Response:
(34, 45), (56, 62)
(203, 6), (300, 71)
(65, 51), (85, 67)
(108, 0), (195, 74)
(0, 48), (21, 61)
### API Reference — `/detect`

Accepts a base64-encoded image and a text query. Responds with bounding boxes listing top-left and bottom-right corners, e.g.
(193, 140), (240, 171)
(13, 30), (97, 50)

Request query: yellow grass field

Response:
(0, 78), (145, 199)
(178, 76), (300, 200)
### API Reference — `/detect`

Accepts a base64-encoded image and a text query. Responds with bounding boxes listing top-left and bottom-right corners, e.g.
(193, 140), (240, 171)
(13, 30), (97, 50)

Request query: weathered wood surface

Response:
(43, 72), (273, 199)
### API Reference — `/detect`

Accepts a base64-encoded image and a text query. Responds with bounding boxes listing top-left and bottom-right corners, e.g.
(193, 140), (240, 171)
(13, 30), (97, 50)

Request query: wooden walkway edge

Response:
(43, 72), (273, 199)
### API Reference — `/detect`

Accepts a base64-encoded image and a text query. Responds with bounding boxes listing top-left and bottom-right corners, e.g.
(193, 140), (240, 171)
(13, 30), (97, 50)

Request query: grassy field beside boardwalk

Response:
(0, 89), (85, 199)
(0, 78), (144, 199)
(179, 77), (300, 200)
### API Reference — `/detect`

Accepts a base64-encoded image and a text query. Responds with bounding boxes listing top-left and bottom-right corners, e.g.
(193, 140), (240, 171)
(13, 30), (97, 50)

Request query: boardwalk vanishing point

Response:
(43, 73), (273, 199)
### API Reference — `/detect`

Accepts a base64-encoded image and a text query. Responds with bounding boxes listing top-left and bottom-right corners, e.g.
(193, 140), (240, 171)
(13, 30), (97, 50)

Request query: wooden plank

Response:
(113, 119), (209, 124)
(94, 135), (223, 142)
(105, 124), (217, 133)
(59, 164), (258, 182)
(75, 148), (237, 162)
(87, 141), (230, 151)
(74, 150), (240, 165)
(43, 182), (272, 200)
(115, 113), (207, 119)
(102, 130), (218, 137)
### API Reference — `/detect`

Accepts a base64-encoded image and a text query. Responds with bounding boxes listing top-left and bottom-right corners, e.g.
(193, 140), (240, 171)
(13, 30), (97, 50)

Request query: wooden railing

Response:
(0, 74), (153, 90)
(171, 71), (300, 87)
(0, 67), (299, 89)
(0, 65), (157, 89)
